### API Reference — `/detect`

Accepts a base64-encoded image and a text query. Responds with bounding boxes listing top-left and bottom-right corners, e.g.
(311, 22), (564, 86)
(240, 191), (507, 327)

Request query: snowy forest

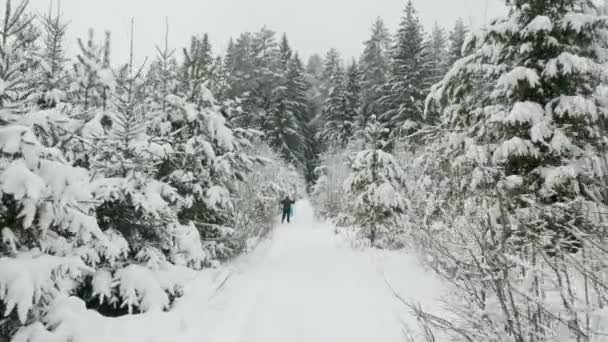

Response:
(1, 0), (608, 341)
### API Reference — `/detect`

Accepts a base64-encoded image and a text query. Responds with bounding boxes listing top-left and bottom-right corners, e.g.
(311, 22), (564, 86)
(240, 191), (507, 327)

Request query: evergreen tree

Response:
(345, 60), (361, 123)
(304, 53), (325, 122)
(321, 48), (342, 86)
(209, 55), (230, 100)
(71, 29), (113, 111)
(278, 33), (293, 71)
(378, 0), (431, 137)
(181, 33), (214, 104)
(36, 3), (69, 108)
(146, 18), (179, 136)
(428, 0), (608, 257)
(286, 54), (312, 128)
(427, 23), (448, 85)
(286, 54), (315, 177)
(266, 87), (306, 164)
(359, 18), (391, 125)
(0, 0), (38, 109)
(318, 61), (354, 147)
(306, 53), (323, 78)
(344, 115), (407, 247)
(447, 18), (468, 67)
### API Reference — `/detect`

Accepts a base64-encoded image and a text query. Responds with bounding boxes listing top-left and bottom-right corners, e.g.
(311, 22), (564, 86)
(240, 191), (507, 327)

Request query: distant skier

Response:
(281, 195), (295, 223)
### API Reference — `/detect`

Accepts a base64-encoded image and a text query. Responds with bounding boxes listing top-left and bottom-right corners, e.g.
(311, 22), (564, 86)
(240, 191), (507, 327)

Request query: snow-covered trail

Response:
(36, 199), (445, 342)
(171, 200), (436, 342)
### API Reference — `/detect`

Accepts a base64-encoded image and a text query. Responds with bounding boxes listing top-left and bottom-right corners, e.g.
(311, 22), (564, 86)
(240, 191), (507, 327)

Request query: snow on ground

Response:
(29, 200), (446, 342)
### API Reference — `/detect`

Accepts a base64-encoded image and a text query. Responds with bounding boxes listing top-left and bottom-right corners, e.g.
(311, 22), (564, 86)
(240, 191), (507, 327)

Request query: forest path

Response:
(174, 200), (411, 342)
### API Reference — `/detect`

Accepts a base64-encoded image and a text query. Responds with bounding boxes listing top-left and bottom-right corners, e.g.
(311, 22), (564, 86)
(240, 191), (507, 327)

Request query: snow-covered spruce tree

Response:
(427, 23), (449, 88)
(153, 45), (263, 259)
(180, 34), (214, 104)
(278, 33), (293, 71)
(345, 60), (361, 126)
(208, 55), (231, 100)
(320, 48), (343, 100)
(344, 116), (407, 247)
(70, 29), (113, 111)
(285, 54), (315, 173)
(77, 55), (207, 316)
(447, 18), (468, 67)
(0, 0), (39, 109)
(34, 4), (69, 109)
(304, 53), (325, 120)
(429, 0), (608, 258)
(145, 20), (180, 137)
(0, 111), (114, 339)
(318, 57), (356, 147)
(416, 1), (608, 340)
(378, 0), (432, 138)
(168, 94), (259, 246)
(265, 81), (307, 165)
(359, 18), (391, 126)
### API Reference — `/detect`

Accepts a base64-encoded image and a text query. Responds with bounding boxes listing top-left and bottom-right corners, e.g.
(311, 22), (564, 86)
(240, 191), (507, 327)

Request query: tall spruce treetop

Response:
(37, 5), (69, 108)
(379, 0), (431, 136)
(359, 18), (391, 125)
(279, 33), (293, 71)
(428, 23), (449, 85)
(345, 60), (361, 124)
(447, 18), (468, 67)
(71, 29), (113, 111)
(322, 48), (343, 85)
(181, 33), (214, 104)
(427, 0), (608, 252)
(319, 59), (353, 147)
(284, 53), (313, 166)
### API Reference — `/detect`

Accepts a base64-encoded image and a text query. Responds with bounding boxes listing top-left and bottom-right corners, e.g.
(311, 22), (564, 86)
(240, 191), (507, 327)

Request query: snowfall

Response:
(18, 200), (447, 342)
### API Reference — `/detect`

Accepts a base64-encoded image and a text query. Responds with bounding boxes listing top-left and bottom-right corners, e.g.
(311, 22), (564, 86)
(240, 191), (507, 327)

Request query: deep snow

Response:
(24, 200), (446, 342)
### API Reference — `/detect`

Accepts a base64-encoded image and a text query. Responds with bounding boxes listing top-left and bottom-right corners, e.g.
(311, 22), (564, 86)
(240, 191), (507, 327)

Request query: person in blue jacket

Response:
(280, 195), (295, 223)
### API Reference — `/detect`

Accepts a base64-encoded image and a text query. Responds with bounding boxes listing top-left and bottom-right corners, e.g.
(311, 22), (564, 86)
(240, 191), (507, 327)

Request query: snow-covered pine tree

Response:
(224, 28), (284, 130)
(429, 0), (608, 255)
(420, 0), (608, 339)
(181, 33), (214, 104)
(265, 80), (307, 165)
(278, 33), (293, 71)
(447, 18), (468, 67)
(359, 18), (391, 126)
(0, 110), (115, 339)
(378, 0), (432, 138)
(304, 53), (325, 123)
(208, 56), (230, 100)
(344, 115), (407, 247)
(345, 60), (361, 125)
(320, 48), (343, 100)
(36, 3), (69, 109)
(0, 0), (38, 110)
(285, 54), (313, 169)
(427, 23), (449, 87)
(70, 29), (113, 111)
(318, 59), (355, 147)
(145, 19), (180, 136)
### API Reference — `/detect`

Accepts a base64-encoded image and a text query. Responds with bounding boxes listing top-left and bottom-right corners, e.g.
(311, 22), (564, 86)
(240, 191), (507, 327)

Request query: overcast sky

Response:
(29, 0), (506, 65)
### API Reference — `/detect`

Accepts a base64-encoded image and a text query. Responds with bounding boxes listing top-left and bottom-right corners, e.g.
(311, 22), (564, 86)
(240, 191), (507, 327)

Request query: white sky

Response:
(29, 0), (506, 65)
